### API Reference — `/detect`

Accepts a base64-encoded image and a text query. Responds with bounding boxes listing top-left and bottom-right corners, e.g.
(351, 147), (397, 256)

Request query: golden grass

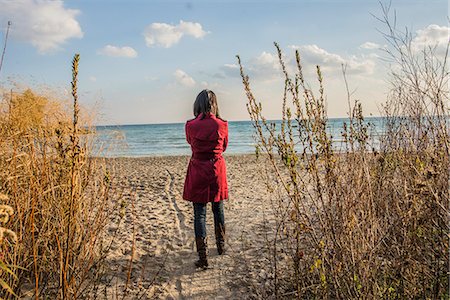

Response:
(0, 55), (116, 299)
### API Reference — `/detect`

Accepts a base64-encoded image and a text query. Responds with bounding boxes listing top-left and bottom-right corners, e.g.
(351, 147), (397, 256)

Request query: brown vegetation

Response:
(0, 55), (116, 299)
(237, 7), (449, 299)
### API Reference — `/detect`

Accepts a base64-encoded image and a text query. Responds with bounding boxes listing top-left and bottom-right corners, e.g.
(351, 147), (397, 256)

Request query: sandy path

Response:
(101, 155), (275, 299)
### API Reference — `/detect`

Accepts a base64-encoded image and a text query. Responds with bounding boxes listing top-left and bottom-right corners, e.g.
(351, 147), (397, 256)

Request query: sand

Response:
(100, 154), (277, 299)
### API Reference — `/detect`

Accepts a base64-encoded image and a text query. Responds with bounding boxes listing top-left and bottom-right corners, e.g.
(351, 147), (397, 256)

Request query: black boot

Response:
(215, 224), (225, 255)
(195, 237), (208, 269)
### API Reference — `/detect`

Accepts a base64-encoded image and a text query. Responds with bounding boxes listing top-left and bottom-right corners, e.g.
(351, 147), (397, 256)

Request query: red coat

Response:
(183, 113), (228, 203)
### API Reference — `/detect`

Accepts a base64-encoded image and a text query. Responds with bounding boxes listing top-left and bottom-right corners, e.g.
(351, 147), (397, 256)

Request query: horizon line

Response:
(95, 115), (384, 127)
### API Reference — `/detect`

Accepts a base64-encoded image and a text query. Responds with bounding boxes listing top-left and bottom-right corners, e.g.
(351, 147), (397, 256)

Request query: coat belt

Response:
(191, 153), (222, 161)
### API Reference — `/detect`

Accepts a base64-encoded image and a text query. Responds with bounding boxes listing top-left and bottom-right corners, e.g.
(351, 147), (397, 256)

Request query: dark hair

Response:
(193, 89), (220, 119)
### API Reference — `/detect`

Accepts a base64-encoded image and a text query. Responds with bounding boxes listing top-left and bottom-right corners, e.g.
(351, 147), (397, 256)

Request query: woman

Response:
(183, 89), (228, 269)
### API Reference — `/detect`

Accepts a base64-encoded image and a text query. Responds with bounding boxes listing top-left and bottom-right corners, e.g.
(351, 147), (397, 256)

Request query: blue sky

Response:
(0, 0), (448, 125)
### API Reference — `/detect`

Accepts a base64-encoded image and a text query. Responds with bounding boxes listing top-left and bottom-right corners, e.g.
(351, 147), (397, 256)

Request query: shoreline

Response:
(93, 153), (258, 159)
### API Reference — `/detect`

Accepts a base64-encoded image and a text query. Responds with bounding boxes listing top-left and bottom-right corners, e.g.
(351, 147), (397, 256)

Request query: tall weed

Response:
(0, 54), (114, 299)
(237, 6), (449, 299)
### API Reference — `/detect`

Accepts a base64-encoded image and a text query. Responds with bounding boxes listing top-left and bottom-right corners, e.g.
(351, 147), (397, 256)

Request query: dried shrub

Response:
(237, 6), (449, 299)
(0, 55), (115, 299)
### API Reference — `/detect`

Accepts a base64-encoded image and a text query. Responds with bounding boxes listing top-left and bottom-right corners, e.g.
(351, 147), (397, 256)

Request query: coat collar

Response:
(197, 112), (215, 119)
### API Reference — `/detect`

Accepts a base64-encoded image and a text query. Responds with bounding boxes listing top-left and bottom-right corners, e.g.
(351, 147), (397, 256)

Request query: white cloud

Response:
(255, 51), (278, 65)
(412, 24), (449, 50)
(174, 69), (196, 87)
(89, 76), (97, 82)
(98, 45), (138, 58)
(244, 51), (285, 81)
(233, 45), (376, 81)
(143, 20), (208, 48)
(290, 44), (375, 75)
(360, 42), (381, 50)
(178, 21), (208, 38)
(224, 51), (284, 81)
(382, 24), (449, 60)
(0, 0), (83, 53)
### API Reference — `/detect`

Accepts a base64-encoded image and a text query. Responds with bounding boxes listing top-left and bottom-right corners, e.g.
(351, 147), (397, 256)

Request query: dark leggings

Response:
(193, 201), (224, 238)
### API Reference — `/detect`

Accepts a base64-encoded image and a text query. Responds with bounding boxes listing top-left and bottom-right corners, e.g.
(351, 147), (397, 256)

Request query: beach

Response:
(102, 154), (276, 299)
(2, 0), (447, 297)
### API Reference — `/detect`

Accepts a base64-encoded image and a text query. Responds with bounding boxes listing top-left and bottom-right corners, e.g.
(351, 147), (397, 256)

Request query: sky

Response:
(0, 0), (448, 125)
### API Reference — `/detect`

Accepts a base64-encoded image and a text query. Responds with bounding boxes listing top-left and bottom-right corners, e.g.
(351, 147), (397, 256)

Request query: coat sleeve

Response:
(185, 122), (191, 145)
(222, 122), (228, 152)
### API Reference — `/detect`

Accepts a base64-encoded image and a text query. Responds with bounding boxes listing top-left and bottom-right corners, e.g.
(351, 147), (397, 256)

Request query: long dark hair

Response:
(193, 89), (220, 119)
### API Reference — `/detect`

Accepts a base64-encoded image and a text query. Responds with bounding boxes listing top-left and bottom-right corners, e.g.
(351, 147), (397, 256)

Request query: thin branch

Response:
(0, 21), (12, 75)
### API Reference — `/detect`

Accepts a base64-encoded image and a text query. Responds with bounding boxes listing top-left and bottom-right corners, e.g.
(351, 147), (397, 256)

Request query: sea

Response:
(93, 117), (385, 157)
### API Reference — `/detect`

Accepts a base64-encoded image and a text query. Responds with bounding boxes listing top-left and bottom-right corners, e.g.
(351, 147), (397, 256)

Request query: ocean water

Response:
(93, 117), (385, 157)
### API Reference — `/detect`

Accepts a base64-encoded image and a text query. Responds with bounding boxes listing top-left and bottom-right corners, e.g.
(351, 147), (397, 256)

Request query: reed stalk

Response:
(0, 54), (117, 299)
(237, 5), (449, 298)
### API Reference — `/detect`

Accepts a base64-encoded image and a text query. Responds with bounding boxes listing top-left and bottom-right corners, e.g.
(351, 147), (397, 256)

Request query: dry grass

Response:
(0, 54), (119, 299)
(237, 6), (449, 299)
